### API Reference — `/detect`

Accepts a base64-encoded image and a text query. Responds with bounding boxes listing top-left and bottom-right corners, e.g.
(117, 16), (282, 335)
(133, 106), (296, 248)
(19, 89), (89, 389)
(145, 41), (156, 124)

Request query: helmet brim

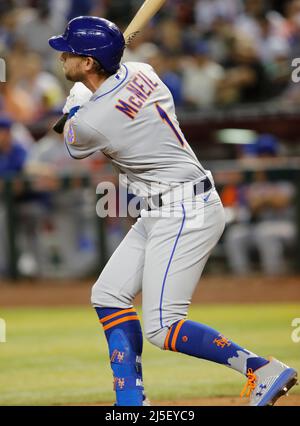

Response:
(49, 36), (73, 53)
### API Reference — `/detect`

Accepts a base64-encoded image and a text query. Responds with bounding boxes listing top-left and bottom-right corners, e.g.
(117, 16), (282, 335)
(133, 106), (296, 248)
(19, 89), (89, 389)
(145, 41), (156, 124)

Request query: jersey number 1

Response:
(156, 103), (185, 147)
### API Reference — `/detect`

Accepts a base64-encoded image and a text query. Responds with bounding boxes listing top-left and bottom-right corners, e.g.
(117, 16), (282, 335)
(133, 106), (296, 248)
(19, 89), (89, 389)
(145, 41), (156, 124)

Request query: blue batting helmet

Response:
(48, 16), (125, 73)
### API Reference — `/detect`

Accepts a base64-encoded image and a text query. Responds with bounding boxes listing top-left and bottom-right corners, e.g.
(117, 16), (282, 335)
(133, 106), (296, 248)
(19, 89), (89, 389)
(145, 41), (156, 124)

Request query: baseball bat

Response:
(53, 0), (166, 134)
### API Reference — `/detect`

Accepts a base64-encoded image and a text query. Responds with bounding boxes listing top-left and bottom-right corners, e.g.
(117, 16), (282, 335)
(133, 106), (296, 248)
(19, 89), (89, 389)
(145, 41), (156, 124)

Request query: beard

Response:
(65, 71), (85, 82)
(64, 63), (85, 82)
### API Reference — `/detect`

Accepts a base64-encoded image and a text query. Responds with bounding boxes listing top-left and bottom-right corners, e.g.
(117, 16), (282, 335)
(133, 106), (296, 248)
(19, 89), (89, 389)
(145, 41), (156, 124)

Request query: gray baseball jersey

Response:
(65, 62), (208, 196)
(64, 61), (225, 347)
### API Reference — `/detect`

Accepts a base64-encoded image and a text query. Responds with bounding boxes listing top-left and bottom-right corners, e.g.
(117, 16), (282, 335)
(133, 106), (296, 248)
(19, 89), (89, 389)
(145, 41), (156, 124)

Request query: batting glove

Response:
(63, 82), (93, 114)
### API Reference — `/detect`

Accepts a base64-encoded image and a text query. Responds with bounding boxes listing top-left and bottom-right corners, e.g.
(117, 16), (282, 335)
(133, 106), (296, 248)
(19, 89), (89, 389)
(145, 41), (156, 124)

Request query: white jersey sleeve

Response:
(64, 111), (109, 159)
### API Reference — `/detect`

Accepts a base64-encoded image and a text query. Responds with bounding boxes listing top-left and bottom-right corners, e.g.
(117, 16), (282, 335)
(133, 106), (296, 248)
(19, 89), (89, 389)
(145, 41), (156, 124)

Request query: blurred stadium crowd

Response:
(2, 0), (300, 115)
(0, 0), (299, 280)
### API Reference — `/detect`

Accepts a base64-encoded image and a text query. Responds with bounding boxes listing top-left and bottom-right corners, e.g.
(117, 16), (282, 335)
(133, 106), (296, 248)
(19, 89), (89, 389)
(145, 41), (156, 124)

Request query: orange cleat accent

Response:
(240, 368), (257, 398)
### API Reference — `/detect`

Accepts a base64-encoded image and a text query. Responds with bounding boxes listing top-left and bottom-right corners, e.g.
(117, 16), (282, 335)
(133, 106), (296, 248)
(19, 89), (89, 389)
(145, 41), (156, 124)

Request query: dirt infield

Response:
(154, 395), (300, 406)
(73, 395), (300, 406)
(1, 275), (300, 307)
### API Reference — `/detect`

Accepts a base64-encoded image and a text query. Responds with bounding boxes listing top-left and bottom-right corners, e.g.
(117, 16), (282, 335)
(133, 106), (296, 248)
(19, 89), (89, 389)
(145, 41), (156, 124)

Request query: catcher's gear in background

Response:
(49, 16), (125, 74)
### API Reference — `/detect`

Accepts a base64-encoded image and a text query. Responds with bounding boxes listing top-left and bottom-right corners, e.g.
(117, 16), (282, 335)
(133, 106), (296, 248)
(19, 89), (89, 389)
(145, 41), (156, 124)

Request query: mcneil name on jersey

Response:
(115, 71), (159, 120)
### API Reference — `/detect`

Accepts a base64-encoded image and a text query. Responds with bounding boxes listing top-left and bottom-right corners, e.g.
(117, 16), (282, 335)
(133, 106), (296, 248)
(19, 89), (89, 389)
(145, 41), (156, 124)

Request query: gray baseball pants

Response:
(91, 187), (225, 349)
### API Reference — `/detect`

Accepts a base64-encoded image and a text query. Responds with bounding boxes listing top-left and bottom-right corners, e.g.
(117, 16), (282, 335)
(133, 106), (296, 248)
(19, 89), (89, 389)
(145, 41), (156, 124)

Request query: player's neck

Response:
(82, 74), (108, 93)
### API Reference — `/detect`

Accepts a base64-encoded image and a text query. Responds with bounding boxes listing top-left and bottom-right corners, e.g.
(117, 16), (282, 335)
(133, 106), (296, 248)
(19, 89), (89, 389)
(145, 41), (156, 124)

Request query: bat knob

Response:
(53, 113), (69, 134)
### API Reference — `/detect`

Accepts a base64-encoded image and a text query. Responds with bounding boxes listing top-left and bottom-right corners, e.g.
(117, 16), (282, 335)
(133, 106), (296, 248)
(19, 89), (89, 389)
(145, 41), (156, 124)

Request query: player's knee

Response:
(144, 326), (168, 350)
(91, 277), (134, 309)
(91, 280), (122, 309)
(91, 281), (109, 307)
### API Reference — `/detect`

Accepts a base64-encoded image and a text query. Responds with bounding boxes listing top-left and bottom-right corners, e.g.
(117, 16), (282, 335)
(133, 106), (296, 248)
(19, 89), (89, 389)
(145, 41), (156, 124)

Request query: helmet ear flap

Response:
(91, 59), (105, 74)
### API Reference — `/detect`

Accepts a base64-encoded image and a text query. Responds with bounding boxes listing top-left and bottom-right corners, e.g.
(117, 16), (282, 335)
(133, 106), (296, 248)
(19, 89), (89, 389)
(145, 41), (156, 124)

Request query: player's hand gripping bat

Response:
(53, 0), (166, 134)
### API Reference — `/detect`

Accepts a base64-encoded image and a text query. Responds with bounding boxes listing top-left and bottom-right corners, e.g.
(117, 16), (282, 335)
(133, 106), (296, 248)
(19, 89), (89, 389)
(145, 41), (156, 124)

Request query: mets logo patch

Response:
(67, 123), (76, 145)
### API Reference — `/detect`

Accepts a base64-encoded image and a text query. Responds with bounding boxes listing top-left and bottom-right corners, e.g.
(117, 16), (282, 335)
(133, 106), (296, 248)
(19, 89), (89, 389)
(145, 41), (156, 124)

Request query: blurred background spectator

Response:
(0, 116), (27, 176)
(0, 0), (300, 279)
(182, 40), (225, 109)
(223, 134), (296, 276)
(0, 116), (27, 276)
(2, 0), (300, 119)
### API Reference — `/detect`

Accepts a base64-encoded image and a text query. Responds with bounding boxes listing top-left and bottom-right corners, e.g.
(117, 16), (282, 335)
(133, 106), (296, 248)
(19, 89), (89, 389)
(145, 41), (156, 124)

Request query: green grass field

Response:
(0, 304), (299, 406)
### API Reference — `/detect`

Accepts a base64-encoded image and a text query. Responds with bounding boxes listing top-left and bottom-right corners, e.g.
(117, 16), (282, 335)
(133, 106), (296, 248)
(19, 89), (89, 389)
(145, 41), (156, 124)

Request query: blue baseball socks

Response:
(95, 311), (268, 404)
(95, 307), (144, 406)
(164, 320), (269, 375)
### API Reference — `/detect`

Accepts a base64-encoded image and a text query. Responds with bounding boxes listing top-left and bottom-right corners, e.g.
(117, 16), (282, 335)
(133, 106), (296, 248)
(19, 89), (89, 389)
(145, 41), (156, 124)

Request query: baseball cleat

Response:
(142, 397), (151, 406)
(240, 357), (298, 406)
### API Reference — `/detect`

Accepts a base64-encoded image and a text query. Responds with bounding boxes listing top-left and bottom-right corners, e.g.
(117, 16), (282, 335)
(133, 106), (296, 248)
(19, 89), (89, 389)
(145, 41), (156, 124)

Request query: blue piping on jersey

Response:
(93, 64), (129, 101)
(64, 139), (79, 159)
(64, 139), (90, 160)
(159, 203), (186, 329)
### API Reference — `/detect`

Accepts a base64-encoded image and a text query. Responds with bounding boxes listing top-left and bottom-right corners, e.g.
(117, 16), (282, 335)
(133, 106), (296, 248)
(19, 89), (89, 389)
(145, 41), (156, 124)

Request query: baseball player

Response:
(49, 16), (298, 406)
